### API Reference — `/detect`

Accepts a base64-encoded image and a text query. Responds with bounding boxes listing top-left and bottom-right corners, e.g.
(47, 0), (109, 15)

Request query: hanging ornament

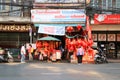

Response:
(66, 26), (73, 33)
(88, 39), (93, 47)
(83, 30), (88, 36)
(77, 24), (82, 30)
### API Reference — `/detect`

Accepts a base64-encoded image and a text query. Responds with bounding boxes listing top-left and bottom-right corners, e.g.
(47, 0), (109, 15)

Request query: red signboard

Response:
(94, 14), (120, 24)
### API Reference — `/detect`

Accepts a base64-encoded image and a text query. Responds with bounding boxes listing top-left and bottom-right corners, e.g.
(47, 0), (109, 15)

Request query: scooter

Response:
(94, 48), (108, 64)
(0, 49), (14, 63)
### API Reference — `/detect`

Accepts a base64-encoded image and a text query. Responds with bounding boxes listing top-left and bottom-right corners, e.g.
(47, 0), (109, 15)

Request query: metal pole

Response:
(29, 28), (32, 44)
(17, 34), (20, 48)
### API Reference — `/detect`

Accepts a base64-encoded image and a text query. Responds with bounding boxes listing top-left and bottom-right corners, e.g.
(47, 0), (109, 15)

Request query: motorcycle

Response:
(0, 49), (14, 63)
(94, 47), (108, 64)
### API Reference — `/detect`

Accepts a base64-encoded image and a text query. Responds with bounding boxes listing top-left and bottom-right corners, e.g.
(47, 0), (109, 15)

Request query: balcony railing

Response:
(0, 10), (31, 17)
(0, 0), (33, 17)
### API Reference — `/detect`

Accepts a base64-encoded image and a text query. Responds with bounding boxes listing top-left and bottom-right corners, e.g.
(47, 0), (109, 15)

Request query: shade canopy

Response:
(37, 36), (60, 41)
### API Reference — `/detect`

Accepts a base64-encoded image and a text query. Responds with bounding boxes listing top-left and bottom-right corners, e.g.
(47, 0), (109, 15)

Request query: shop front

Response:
(92, 30), (120, 59)
(31, 9), (86, 43)
(0, 23), (33, 48)
(31, 9), (89, 62)
(92, 14), (120, 59)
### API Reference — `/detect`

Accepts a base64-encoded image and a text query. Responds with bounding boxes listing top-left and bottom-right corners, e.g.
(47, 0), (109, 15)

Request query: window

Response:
(116, 0), (120, 8)
(9, 0), (21, 17)
(102, 0), (107, 9)
(101, 0), (112, 9)
(0, 0), (5, 10)
(112, 0), (116, 8)
(101, 0), (120, 9)
(10, 0), (20, 11)
(108, 0), (112, 9)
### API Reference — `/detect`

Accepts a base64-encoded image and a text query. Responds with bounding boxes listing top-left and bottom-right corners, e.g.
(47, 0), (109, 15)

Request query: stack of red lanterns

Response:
(77, 24), (82, 31)
(66, 26), (73, 33)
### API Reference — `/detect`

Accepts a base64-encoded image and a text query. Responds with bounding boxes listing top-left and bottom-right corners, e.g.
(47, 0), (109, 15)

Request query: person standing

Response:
(28, 44), (33, 61)
(76, 46), (84, 64)
(20, 44), (26, 63)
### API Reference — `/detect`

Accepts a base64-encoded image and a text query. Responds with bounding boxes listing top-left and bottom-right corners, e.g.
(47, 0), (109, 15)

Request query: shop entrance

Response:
(107, 42), (116, 59)
(116, 42), (120, 59)
(98, 42), (117, 59)
(98, 41), (107, 55)
(0, 32), (29, 48)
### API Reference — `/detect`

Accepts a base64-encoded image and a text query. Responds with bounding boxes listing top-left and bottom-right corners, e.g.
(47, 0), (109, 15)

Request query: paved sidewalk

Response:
(14, 58), (120, 63)
(108, 59), (120, 63)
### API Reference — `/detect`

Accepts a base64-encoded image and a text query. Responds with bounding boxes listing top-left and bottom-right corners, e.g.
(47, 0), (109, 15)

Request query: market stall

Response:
(36, 36), (62, 62)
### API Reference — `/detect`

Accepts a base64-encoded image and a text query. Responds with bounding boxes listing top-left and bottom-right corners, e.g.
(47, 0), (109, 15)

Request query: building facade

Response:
(32, 0), (88, 45)
(0, 0), (34, 48)
(89, 0), (120, 59)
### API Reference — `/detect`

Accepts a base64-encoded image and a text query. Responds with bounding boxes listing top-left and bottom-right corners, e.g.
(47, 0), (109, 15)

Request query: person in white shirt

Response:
(20, 44), (26, 63)
(76, 46), (84, 64)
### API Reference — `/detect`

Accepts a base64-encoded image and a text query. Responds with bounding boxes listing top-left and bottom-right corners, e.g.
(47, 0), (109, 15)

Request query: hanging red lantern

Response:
(87, 39), (93, 47)
(82, 40), (87, 49)
(82, 30), (88, 36)
(77, 24), (82, 30)
(66, 26), (73, 33)
(77, 39), (82, 47)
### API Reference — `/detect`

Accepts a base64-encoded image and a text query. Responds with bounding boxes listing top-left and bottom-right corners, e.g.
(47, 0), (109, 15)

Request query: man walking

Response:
(20, 44), (26, 63)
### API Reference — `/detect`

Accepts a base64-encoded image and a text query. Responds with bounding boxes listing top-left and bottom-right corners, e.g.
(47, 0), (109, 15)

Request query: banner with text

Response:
(31, 9), (86, 23)
(38, 24), (65, 35)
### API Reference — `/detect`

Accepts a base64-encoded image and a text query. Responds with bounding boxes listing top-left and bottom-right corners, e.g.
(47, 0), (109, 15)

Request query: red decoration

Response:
(83, 30), (88, 36)
(66, 26), (73, 33)
(77, 24), (82, 30)
(77, 39), (82, 47)
(82, 40), (87, 49)
(87, 39), (93, 47)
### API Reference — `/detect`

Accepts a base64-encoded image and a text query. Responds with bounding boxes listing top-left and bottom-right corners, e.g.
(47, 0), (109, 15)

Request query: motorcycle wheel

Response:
(8, 58), (14, 63)
(94, 58), (101, 64)
(104, 59), (108, 63)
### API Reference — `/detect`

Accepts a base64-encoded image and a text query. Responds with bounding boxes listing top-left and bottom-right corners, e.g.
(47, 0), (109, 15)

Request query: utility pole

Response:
(29, 27), (32, 44)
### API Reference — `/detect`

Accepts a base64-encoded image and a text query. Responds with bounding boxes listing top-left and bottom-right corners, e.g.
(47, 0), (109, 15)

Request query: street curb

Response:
(108, 59), (120, 63)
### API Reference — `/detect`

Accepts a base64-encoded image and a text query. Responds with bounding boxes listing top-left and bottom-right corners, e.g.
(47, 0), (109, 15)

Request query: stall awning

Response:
(34, 24), (85, 27)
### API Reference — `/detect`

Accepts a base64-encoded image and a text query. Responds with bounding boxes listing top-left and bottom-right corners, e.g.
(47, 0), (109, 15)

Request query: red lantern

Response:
(66, 26), (73, 33)
(77, 24), (82, 30)
(82, 40), (87, 49)
(83, 30), (88, 36)
(88, 39), (93, 47)
(77, 39), (82, 47)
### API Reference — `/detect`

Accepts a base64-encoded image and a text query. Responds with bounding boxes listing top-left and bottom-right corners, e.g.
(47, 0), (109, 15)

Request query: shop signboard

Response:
(0, 24), (31, 32)
(34, 0), (85, 3)
(94, 14), (120, 24)
(31, 9), (86, 23)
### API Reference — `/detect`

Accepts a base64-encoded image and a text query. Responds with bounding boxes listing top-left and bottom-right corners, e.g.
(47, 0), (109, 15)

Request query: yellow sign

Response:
(0, 24), (31, 32)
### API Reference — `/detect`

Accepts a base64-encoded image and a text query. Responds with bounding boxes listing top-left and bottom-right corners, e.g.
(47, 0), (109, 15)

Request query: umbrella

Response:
(37, 36), (60, 41)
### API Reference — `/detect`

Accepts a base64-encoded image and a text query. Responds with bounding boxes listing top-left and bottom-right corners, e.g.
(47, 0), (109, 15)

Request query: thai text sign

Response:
(31, 9), (86, 23)
(94, 14), (120, 24)
(0, 24), (31, 32)
(38, 24), (65, 35)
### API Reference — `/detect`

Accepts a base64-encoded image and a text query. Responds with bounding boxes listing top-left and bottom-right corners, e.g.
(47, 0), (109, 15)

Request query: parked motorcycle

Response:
(0, 48), (14, 63)
(94, 47), (108, 64)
